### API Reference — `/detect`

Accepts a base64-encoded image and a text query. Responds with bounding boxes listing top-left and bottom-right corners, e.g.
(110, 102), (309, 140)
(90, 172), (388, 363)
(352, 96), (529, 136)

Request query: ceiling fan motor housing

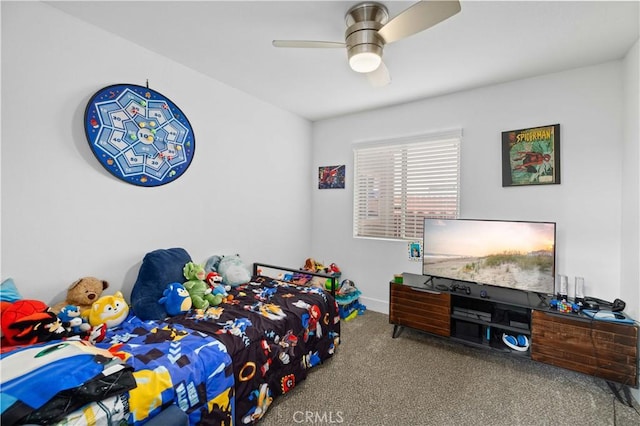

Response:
(345, 2), (389, 70)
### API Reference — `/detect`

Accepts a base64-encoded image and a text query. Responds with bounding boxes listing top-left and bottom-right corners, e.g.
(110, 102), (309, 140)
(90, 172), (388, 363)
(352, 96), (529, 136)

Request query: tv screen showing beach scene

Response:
(422, 219), (556, 294)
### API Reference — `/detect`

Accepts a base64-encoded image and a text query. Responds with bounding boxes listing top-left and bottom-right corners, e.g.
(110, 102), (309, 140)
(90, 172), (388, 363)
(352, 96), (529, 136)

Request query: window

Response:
(353, 130), (461, 240)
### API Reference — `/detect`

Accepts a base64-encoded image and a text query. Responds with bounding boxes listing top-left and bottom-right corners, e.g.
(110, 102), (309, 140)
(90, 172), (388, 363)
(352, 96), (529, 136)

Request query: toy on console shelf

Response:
(549, 298), (580, 313)
(159, 282), (192, 316)
(87, 291), (130, 329)
(51, 277), (109, 315)
(183, 262), (220, 310)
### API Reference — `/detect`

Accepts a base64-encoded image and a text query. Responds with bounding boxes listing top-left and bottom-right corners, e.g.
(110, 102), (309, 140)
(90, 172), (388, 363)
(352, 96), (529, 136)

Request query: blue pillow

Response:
(130, 248), (192, 320)
(0, 278), (23, 303)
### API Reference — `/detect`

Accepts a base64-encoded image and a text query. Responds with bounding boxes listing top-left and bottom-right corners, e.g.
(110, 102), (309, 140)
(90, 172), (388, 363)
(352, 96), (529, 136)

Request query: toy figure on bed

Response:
(58, 305), (91, 335)
(207, 272), (232, 303)
(206, 254), (251, 287)
(3, 300), (69, 345)
(183, 262), (221, 309)
(158, 282), (192, 316)
(87, 291), (129, 329)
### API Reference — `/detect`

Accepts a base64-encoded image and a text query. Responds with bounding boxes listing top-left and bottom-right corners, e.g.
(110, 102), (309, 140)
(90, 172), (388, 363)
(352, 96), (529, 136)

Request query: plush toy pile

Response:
(301, 257), (342, 290)
(206, 254), (252, 287)
(182, 261), (221, 310)
(299, 258), (365, 320)
(0, 277), (127, 347)
(50, 277), (109, 314)
(1, 252), (255, 347)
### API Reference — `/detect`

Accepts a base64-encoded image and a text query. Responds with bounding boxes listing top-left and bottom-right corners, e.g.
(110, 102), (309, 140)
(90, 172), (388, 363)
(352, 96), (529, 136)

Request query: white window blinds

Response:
(353, 131), (461, 240)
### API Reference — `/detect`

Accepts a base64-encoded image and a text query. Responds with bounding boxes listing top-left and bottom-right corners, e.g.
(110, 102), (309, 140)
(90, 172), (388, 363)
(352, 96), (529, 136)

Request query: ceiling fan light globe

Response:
(349, 51), (381, 73)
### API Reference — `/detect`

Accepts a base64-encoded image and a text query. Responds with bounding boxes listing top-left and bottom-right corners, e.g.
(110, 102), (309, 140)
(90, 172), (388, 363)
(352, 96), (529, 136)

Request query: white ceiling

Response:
(48, 0), (639, 121)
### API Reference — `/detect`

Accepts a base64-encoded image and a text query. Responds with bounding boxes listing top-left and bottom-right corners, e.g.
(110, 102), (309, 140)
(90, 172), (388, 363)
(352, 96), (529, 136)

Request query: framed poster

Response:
(502, 124), (560, 187)
(84, 84), (195, 187)
(318, 165), (345, 189)
(408, 241), (422, 261)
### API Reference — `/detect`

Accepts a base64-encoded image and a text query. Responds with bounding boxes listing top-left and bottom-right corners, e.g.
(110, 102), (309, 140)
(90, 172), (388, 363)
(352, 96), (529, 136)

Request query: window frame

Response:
(352, 129), (462, 241)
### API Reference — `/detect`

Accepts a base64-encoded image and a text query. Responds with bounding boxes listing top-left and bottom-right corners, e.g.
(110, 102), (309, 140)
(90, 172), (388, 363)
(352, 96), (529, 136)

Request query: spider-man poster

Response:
(502, 124), (560, 186)
(318, 165), (345, 189)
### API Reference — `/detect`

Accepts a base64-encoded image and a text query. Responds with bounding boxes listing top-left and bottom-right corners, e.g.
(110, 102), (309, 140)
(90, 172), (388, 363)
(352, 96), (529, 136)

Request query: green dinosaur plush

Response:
(182, 262), (221, 309)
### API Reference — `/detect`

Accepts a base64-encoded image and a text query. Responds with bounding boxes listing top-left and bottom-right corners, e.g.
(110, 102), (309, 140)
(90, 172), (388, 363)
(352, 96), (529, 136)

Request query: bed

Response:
(0, 253), (341, 426)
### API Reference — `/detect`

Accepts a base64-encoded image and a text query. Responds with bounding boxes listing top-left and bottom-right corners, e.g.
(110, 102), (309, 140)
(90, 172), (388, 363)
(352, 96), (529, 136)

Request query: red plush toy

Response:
(1, 299), (67, 346)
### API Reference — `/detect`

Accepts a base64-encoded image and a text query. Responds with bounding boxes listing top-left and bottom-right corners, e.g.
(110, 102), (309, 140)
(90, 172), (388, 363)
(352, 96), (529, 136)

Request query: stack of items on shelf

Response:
(300, 258), (365, 320)
(300, 258), (342, 290)
(335, 279), (366, 321)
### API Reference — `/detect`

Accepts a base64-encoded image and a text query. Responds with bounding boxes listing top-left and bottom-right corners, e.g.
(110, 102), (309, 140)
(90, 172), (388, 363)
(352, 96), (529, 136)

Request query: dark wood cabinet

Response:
(389, 283), (450, 337)
(389, 281), (638, 390)
(531, 310), (638, 387)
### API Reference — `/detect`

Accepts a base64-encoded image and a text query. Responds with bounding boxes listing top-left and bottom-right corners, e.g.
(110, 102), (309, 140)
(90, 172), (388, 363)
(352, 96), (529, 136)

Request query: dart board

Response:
(84, 84), (195, 187)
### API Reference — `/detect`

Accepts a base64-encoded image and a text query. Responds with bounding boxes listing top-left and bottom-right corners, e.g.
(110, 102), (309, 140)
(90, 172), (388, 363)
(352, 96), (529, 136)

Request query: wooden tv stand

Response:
(389, 280), (638, 391)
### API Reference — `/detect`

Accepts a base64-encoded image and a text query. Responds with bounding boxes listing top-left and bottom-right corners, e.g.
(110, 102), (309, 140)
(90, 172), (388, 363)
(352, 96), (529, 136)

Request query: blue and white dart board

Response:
(84, 84), (195, 187)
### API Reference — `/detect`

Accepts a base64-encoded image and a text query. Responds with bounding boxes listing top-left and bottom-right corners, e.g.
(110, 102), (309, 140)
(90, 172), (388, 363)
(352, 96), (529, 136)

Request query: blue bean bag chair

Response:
(130, 248), (192, 320)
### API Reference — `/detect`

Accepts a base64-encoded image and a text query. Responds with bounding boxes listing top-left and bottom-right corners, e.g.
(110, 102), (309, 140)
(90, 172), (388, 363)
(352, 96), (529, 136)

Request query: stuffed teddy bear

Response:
(159, 282), (192, 316)
(183, 262), (220, 310)
(87, 291), (129, 329)
(51, 277), (109, 314)
(215, 255), (252, 287)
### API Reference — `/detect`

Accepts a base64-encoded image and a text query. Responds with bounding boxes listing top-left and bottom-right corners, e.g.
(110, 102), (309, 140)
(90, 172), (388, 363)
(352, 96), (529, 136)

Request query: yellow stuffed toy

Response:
(87, 291), (129, 329)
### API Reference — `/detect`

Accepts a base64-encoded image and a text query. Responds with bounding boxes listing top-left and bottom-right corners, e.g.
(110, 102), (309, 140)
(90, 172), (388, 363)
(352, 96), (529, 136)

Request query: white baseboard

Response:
(359, 295), (389, 316)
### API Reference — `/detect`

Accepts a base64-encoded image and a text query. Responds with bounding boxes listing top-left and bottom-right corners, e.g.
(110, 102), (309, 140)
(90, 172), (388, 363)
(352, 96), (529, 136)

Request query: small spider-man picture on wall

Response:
(318, 165), (345, 189)
(502, 124), (560, 187)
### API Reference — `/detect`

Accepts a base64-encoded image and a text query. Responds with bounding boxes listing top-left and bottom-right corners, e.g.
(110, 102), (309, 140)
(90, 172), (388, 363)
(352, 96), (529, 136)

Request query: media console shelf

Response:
(389, 279), (638, 391)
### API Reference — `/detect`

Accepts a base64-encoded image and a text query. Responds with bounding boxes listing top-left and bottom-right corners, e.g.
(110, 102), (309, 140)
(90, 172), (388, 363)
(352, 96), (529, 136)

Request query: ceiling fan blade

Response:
(272, 40), (346, 48)
(377, 0), (461, 44)
(367, 61), (391, 88)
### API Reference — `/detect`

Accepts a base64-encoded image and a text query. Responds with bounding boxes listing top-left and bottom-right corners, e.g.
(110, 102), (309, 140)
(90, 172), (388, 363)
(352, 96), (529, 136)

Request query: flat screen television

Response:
(422, 218), (556, 294)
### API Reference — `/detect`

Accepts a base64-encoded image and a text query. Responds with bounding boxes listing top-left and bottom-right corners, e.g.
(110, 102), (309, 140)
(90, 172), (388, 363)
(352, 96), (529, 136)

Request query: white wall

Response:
(621, 39), (639, 321)
(311, 62), (630, 314)
(621, 39), (640, 404)
(1, 2), (313, 305)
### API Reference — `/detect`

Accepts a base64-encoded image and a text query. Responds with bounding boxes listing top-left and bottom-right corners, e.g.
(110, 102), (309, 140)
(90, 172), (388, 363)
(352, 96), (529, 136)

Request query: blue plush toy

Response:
(58, 304), (90, 335)
(204, 255), (222, 274)
(216, 254), (252, 287)
(159, 282), (192, 316)
(131, 248), (192, 321)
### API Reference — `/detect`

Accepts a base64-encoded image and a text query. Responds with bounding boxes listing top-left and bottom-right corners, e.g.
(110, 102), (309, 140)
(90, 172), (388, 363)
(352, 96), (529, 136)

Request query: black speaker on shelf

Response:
(612, 298), (626, 312)
(583, 297), (626, 312)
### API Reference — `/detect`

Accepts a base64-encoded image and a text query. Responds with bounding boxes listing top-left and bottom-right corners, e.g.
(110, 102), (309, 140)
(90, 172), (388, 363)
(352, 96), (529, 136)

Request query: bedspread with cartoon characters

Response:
(167, 275), (341, 425)
(0, 275), (339, 426)
(1, 317), (235, 426)
(94, 316), (235, 425)
(0, 340), (137, 425)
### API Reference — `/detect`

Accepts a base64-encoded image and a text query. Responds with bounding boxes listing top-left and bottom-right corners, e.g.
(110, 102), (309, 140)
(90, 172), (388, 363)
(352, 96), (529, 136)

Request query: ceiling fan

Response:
(272, 0), (461, 87)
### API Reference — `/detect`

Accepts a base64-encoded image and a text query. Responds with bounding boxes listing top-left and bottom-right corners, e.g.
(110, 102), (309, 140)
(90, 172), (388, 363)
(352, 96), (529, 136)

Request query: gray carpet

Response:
(260, 310), (640, 426)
